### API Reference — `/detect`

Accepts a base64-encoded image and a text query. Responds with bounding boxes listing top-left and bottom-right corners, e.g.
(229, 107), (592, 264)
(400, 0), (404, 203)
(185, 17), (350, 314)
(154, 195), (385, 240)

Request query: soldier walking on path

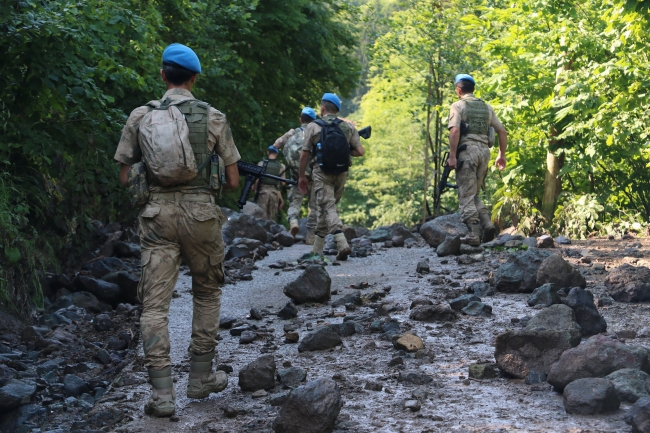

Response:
(255, 146), (286, 221)
(272, 107), (318, 241)
(447, 74), (507, 245)
(114, 43), (240, 417)
(299, 93), (365, 261)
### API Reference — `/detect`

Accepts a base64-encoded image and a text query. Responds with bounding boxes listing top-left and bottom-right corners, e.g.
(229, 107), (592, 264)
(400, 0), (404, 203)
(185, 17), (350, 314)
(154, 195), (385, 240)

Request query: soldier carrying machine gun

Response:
(236, 160), (297, 209)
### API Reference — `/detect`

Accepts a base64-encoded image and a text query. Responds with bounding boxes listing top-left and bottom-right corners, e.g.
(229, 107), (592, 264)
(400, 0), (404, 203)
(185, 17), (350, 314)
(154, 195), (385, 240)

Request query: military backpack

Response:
(313, 118), (350, 175)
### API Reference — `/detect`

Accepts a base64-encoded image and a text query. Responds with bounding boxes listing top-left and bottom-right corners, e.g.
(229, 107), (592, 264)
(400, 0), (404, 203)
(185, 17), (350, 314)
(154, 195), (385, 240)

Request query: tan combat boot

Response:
(144, 367), (175, 417)
(304, 231), (316, 245)
(460, 222), (481, 247)
(479, 212), (496, 243)
(334, 232), (351, 261)
(187, 351), (228, 399)
(311, 235), (325, 255)
(289, 218), (300, 236)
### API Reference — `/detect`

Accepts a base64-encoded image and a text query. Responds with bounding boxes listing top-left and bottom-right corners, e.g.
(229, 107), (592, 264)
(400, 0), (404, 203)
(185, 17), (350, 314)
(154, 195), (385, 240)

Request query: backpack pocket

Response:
(127, 162), (150, 208)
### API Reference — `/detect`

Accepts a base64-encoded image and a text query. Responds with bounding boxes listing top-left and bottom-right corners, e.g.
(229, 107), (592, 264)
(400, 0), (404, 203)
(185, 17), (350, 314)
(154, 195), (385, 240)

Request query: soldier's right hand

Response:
(447, 155), (457, 170)
(298, 176), (309, 194)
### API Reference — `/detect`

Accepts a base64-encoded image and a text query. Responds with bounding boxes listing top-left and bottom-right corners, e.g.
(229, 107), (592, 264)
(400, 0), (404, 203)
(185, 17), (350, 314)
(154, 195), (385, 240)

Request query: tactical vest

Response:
(282, 126), (310, 179)
(260, 159), (282, 186)
(463, 98), (489, 136)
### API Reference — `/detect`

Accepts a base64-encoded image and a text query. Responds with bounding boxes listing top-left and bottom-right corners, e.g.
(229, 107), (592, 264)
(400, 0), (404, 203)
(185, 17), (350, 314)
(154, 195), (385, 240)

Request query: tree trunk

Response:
(541, 150), (563, 221)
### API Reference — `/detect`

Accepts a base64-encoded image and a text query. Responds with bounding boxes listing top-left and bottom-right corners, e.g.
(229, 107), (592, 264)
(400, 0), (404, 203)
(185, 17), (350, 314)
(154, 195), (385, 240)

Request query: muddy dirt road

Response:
(94, 238), (650, 433)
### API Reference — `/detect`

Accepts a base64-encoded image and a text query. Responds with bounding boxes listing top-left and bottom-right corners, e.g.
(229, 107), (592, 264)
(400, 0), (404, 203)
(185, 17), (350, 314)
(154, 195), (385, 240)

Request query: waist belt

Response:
(150, 192), (215, 203)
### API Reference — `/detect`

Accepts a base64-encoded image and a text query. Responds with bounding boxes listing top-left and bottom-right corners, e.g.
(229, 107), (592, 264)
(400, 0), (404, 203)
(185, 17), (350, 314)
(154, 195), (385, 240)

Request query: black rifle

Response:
(433, 144), (467, 214)
(237, 160), (297, 209)
(358, 126), (371, 140)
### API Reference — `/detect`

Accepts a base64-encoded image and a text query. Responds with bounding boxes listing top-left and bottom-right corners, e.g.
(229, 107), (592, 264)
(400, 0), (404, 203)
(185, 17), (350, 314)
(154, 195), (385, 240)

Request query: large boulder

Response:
(275, 232), (296, 247)
(626, 396), (650, 433)
(606, 368), (650, 403)
(222, 214), (268, 245)
(563, 378), (620, 415)
(367, 229), (391, 243)
(495, 305), (581, 379)
(298, 327), (342, 352)
(493, 249), (552, 293)
(527, 283), (560, 307)
(100, 270), (139, 305)
(272, 378), (342, 433)
(604, 264), (650, 302)
(73, 276), (121, 305)
(419, 214), (468, 248)
(0, 380), (37, 413)
(435, 236), (461, 257)
(242, 201), (266, 219)
(238, 355), (276, 391)
(283, 265), (331, 304)
(536, 254), (586, 288)
(563, 288), (607, 337)
(547, 334), (650, 390)
(70, 291), (102, 313)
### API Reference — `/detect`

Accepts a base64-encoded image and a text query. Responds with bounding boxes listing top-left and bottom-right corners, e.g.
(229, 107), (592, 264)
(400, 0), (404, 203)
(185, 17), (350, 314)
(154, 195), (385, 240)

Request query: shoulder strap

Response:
(314, 119), (327, 127)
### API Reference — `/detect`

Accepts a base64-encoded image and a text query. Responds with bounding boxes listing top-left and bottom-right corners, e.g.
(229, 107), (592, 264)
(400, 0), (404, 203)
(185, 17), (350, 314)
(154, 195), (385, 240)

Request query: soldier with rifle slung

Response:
(254, 146), (286, 221)
(447, 74), (507, 245)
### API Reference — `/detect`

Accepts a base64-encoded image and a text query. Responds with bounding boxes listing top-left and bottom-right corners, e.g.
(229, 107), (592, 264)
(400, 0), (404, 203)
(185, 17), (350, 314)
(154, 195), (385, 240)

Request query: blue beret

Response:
(321, 93), (341, 111)
(301, 107), (317, 120)
(267, 145), (279, 154)
(455, 74), (475, 85)
(162, 43), (201, 74)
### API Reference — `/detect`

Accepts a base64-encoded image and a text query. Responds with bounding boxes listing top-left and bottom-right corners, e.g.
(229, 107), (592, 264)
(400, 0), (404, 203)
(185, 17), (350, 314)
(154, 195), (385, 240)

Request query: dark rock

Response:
(230, 325), (251, 336)
(270, 392), (289, 407)
(493, 249), (552, 293)
(250, 308), (263, 320)
(469, 281), (495, 297)
(47, 295), (73, 312)
(275, 232), (296, 247)
(226, 244), (252, 260)
(94, 349), (111, 365)
(285, 332), (299, 343)
(272, 378), (342, 433)
(536, 235), (555, 248)
(73, 276), (121, 305)
(416, 260), (430, 274)
(0, 365), (15, 387)
(328, 322), (357, 337)
(469, 364), (495, 379)
(364, 380), (382, 391)
(462, 301), (492, 316)
(277, 367), (307, 388)
(342, 226), (357, 242)
(100, 271), (139, 304)
(331, 293), (362, 308)
(391, 236), (405, 247)
(397, 372), (433, 385)
(283, 265), (331, 304)
(436, 236), (461, 257)
(563, 378), (620, 415)
(605, 368), (650, 403)
(626, 396), (650, 433)
(536, 254), (586, 288)
(389, 357), (404, 367)
(367, 229), (391, 243)
(86, 407), (124, 428)
(547, 334), (650, 390)
(63, 375), (88, 397)
(277, 302), (298, 320)
(604, 264), (650, 302)
(106, 337), (127, 350)
(239, 354), (276, 391)
(409, 298), (433, 309)
(0, 379), (37, 412)
(70, 291), (102, 313)
(527, 283), (560, 307)
(381, 320), (401, 338)
(495, 305), (581, 379)
(39, 312), (71, 328)
(298, 327), (342, 352)
(555, 236), (571, 245)
(93, 314), (114, 332)
(113, 241), (141, 258)
(419, 214), (468, 248)
(239, 331), (256, 344)
(409, 304), (457, 322)
(563, 288), (607, 336)
(449, 294), (480, 310)
(222, 214), (268, 245)
(525, 371), (547, 384)
(219, 316), (237, 329)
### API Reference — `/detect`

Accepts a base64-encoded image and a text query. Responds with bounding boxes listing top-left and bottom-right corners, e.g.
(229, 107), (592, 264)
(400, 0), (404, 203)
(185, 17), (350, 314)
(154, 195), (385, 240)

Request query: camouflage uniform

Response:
(114, 88), (240, 370)
(302, 114), (361, 236)
(448, 94), (504, 226)
(275, 125), (317, 232)
(255, 160), (286, 221)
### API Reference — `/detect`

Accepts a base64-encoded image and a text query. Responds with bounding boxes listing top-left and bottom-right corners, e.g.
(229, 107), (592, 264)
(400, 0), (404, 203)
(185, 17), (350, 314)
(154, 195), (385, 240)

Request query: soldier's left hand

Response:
(495, 155), (506, 171)
(298, 176), (308, 194)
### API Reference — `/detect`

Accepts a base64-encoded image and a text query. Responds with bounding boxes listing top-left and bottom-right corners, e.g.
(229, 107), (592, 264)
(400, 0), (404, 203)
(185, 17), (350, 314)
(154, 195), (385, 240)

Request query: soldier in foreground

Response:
(272, 107), (318, 241)
(255, 146), (286, 221)
(447, 74), (507, 245)
(114, 44), (240, 417)
(299, 93), (365, 260)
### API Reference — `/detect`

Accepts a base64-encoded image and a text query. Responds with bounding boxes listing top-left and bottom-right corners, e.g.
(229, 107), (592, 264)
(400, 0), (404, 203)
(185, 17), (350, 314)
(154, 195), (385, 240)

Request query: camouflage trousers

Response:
(312, 166), (347, 236)
(456, 141), (491, 225)
(287, 182), (317, 232)
(138, 193), (226, 370)
(256, 185), (281, 221)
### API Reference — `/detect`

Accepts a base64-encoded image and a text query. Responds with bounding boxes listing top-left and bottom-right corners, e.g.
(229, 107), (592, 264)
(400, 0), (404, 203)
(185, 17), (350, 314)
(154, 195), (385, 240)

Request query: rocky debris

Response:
(435, 236), (461, 257)
(495, 305), (581, 379)
(275, 231), (296, 247)
(404, 399), (421, 412)
(397, 371), (433, 385)
(239, 331), (256, 344)
(626, 396), (650, 433)
(93, 314), (114, 332)
(222, 214), (268, 245)
(605, 368), (650, 403)
(277, 302), (298, 320)
(328, 322), (358, 338)
(468, 281), (495, 297)
(410, 298), (433, 309)
(242, 201), (266, 219)
(462, 301), (492, 316)
(365, 380), (383, 391)
(276, 367), (307, 388)
(73, 276), (121, 305)
(283, 265), (331, 304)
(298, 326), (342, 352)
(563, 288), (607, 336)
(63, 374), (88, 397)
(536, 254), (586, 288)
(493, 249), (552, 293)
(0, 379), (37, 412)
(239, 354), (276, 391)
(416, 260), (430, 274)
(563, 378), (620, 415)
(419, 214), (468, 248)
(332, 293), (362, 308)
(391, 236), (405, 247)
(97, 271), (139, 305)
(469, 364), (496, 379)
(409, 304), (457, 322)
(536, 235), (555, 248)
(449, 294), (481, 310)
(555, 235), (572, 245)
(547, 334), (650, 390)
(367, 229), (391, 243)
(393, 334), (424, 352)
(272, 378), (342, 433)
(527, 283), (560, 307)
(113, 241), (141, 258)
(604, 264), (650, 302)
